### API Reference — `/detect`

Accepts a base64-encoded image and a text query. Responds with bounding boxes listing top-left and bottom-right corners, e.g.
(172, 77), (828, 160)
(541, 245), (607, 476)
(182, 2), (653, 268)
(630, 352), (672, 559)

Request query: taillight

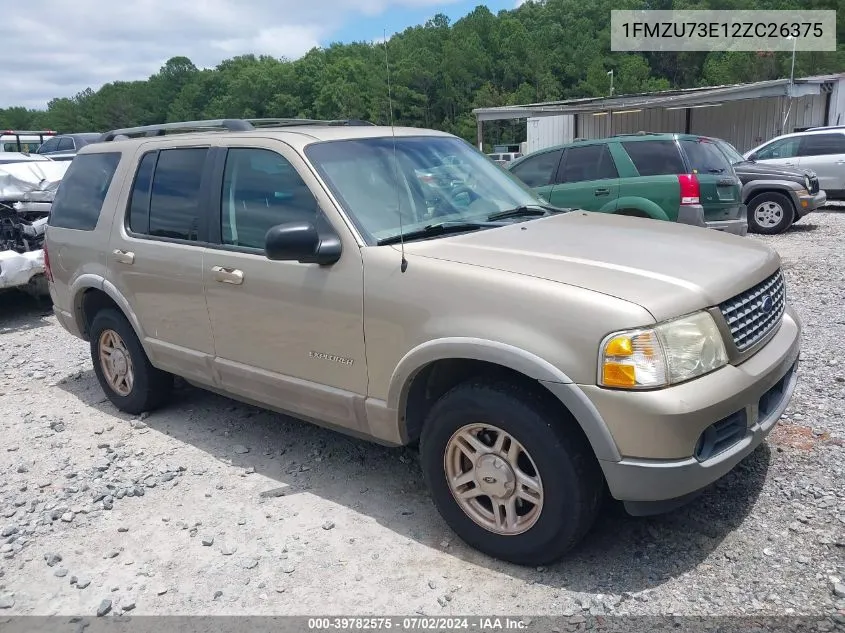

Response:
(43, 241), (54, 282)
(678, 174), (700, 205)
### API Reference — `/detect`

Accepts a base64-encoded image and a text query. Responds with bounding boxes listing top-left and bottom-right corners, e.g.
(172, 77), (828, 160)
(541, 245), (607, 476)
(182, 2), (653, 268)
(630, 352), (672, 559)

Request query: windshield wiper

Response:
(486, 204), (565, 222)
(377, 221), (500, 245)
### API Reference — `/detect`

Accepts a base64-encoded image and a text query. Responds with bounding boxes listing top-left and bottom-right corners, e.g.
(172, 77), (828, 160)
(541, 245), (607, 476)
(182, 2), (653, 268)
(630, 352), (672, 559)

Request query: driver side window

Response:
(754, 137), (800, 160)
(221, 148), (319, 250)
(509, 150), (563, 188)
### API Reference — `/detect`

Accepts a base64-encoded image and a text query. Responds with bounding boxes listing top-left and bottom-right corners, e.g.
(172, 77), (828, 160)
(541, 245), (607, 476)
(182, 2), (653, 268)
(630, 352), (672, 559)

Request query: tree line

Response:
(1, 0), (842, 148)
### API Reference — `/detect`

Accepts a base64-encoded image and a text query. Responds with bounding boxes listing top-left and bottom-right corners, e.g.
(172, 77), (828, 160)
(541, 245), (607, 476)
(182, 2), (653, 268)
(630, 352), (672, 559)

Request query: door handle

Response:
(594, 188), (610, 196)
(835, 159), (845, 165)
(211, 266), (244, 285)
(112, 249), (135, 265)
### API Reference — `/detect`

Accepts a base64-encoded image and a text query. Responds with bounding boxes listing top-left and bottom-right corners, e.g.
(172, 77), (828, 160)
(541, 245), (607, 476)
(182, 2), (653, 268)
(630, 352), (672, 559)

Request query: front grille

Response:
(808, 176), (819, 194)
(719, 270), (786, 352)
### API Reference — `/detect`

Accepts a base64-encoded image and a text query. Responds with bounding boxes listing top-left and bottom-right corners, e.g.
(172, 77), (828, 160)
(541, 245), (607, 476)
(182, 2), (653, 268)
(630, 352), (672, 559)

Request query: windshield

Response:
(679, 138), (734, 175)
(305, 136), (547, 244)
(714, 139), (746, 165)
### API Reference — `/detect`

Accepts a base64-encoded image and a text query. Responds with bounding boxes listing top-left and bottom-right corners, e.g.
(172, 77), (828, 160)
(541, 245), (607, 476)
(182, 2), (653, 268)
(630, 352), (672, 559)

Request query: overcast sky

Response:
(3, 0), (516, 110)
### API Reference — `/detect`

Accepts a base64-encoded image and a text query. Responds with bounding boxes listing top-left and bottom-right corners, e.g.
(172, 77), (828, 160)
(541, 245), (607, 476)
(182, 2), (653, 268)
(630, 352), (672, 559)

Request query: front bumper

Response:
(583, 304), (801, 507)
(0, 249), (46, 292)
(677, 204), (748, 236)
(796, 190), (827, 217)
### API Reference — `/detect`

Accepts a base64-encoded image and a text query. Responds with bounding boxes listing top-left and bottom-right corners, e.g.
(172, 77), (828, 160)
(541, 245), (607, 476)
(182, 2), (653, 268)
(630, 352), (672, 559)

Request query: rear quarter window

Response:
(48, 152), (122, 230)
(621, 140), (686, 176)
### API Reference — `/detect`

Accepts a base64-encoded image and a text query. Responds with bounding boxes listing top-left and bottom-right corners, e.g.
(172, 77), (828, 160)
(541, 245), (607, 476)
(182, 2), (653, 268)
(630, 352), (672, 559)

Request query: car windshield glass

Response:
(305, 136), (548, 244)
(715, 139), (746, 165)
(680, 138), (734, 174)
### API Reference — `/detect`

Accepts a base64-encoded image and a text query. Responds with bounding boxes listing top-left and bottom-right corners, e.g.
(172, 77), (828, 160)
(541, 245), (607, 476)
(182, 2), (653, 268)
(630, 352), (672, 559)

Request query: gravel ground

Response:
(0, 209), (843, 622)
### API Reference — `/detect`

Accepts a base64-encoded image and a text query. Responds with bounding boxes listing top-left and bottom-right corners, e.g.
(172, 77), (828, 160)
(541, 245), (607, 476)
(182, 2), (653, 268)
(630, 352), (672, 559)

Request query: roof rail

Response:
(100, 117), (376, 142)
(612, 131), (660, 137)
(806, 124), (845, 131)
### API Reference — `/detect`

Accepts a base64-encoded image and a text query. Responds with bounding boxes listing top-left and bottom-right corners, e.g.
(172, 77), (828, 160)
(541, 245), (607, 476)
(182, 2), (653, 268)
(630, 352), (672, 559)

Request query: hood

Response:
(0, 161), (71, 202)
(401, 211), (780, 323)
(732, 161), (812, 183)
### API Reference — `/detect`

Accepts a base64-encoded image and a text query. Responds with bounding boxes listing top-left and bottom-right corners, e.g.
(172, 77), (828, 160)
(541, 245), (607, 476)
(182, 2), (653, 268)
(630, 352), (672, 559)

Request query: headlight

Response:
(599, 311), (728, 389)
(804, 175), (811, 191)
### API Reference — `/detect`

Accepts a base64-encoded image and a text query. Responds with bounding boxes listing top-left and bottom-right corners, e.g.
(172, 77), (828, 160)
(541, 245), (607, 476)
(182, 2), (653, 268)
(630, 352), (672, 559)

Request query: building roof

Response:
(472, 73), (844, 122)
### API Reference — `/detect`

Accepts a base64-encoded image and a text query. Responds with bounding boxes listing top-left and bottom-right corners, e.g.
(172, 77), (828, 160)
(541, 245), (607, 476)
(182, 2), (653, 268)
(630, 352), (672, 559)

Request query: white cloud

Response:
(2, 0), (462, 110)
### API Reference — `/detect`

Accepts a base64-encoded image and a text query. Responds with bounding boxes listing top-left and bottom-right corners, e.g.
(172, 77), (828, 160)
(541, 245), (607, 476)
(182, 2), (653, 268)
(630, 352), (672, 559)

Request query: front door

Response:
(202, 143), (368, 430)
(507, 149), (563, 203)
(750, 135), (801, 170)
(549, 143), (620, 211)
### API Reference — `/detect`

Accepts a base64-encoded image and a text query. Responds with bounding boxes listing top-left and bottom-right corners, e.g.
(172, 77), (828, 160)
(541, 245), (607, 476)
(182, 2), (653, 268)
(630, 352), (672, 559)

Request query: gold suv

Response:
(45, 118), (801, 565)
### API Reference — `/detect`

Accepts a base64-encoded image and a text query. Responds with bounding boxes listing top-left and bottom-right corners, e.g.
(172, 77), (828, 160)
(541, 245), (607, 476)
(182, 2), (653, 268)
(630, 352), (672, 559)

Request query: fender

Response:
(388, 337), (622, 462)
(70, 273), (148, 348)
(607, 196), (670, 221)
(742, 179), (802, 205)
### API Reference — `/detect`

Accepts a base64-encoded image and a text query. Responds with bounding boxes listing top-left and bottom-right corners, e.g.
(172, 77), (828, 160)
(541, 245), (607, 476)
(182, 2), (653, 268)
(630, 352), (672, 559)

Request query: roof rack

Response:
(806, 124), (845, 131)
(100, 118), (376, 142)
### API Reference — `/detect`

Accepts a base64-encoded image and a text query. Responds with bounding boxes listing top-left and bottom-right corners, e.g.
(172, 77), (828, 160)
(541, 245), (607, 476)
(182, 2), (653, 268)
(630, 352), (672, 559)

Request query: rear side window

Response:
(622, 140), (686, 176)
(680, 139), (733, 175)
(509, 150), (562, 187)
(57, 137), (74, 152)
(127, 152), (156, 234)
(128, 148), (208, 241)
(558, 144), (618, 183)
(48, 152), (122, 230)
(799, 133), (845, 156)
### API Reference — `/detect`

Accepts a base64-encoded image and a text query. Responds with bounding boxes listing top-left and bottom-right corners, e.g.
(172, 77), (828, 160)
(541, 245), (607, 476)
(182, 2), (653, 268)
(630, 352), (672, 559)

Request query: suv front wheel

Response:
(747, 191), (795, 235)
(419, 381), (603, 565)
(89, 309), (173, 415)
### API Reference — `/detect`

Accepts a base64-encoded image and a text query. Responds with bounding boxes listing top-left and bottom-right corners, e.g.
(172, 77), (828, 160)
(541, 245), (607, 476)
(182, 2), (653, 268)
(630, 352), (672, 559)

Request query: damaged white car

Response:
(0, 160), (70, 297)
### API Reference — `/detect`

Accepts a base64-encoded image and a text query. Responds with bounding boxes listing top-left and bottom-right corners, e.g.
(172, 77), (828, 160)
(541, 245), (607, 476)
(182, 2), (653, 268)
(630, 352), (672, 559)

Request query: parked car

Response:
(507, 133), (747, 235)
(1, 159), (71, 296)
(46, 118), (800, 565)
(0, 130), (56, 154)
(744, 127), (845, 200)
(487, 151), (521, 165)
(35, 133), (103, 161)
(709, 137), (826, 234)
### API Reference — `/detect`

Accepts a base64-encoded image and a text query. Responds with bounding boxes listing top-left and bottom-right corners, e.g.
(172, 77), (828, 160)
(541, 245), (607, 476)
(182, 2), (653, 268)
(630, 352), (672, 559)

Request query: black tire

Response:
(419, 380), (604, 565)
(89, 308), (173, 415)
(747, 191), (795, 235)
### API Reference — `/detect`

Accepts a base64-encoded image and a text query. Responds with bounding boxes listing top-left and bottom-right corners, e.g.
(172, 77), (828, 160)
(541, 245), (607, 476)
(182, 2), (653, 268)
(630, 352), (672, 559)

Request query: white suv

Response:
(744, 127), (845, 199)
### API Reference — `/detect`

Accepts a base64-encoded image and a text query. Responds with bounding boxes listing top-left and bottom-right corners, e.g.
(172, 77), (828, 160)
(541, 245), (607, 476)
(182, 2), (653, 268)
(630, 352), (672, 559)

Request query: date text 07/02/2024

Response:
(307, 617), (529, 631)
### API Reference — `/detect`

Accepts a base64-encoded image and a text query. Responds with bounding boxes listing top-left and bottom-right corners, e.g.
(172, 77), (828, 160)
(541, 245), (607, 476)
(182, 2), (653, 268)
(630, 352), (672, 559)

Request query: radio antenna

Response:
(384, 29), (407, 273)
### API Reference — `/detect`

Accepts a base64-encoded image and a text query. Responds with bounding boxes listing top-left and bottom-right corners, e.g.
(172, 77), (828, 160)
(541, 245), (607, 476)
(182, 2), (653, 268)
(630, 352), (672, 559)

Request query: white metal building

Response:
(473, 73), (845, 155)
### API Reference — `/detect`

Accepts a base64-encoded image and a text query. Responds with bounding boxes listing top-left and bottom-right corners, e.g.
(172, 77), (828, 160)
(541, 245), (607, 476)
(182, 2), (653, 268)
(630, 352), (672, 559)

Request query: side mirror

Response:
(264, 221), (341, 265)
(747, 152), (758, 161)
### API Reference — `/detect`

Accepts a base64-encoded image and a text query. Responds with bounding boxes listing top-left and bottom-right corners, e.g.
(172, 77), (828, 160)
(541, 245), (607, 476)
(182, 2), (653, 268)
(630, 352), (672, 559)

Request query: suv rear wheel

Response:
(747, 191), (794, 234)
(419, 381), (603, 565)
(89, 309), (173, 415)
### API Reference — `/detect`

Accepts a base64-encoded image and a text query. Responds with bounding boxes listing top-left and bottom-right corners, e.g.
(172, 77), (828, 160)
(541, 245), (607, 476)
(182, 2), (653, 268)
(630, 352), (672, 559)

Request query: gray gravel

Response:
(0, 209), (842, 619)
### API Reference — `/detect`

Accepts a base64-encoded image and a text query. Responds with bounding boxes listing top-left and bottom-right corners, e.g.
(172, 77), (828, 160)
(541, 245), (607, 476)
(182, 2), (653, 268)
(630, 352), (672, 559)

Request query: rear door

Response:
(507, 149), (563, 202)
(679, 137), (743, 222)
(548, 143), (620, 211)
(796, 132), (845, 192)
(108, 145), (217, 384)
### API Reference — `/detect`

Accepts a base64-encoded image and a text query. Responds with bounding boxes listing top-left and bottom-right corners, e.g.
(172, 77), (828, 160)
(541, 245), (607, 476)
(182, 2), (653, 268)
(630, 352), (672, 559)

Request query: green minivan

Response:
(506, 133), (748, 235)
